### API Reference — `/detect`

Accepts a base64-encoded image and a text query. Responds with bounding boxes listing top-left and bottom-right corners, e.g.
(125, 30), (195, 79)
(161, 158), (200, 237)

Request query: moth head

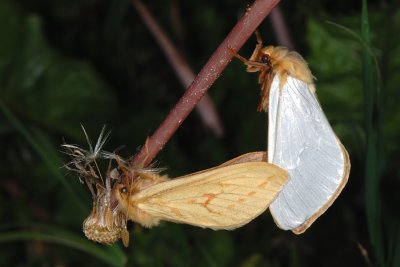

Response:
(261, 46), (284, 66)
(245, 46), (273, 74)
(260, 52), (272, 69)
(113, 183), (132, 210)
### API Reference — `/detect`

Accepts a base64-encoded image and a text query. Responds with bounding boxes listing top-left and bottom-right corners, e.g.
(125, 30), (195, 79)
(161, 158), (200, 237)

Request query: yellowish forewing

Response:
(115, 162), (288, 230)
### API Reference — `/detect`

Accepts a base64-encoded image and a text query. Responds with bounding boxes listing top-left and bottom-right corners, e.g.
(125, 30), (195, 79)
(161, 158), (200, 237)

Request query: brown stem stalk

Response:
(133, 0), (224, 137)
(269, 6), (295, 49)
(130, 0), (280, 168)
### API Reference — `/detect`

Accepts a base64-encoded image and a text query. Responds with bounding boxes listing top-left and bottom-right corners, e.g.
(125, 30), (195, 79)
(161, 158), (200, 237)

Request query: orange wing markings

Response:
(198, 177), (278, 208)
(201, 192), (229, 215)
(247, 191), (257, 196)
(177, 189), (274, 208)
(215, 181), (281, 194)
(180, 190), (264, 213)
(202, 193), (217, 207)
(202, 204), (223, 215)
(258, 180), (273, 189)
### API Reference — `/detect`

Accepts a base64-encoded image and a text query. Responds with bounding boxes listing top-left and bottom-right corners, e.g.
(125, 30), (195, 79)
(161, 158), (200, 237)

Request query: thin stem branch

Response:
(270, 6), (295, 49)
(130, 0), (280, 168)
(133, 0), (224, 137)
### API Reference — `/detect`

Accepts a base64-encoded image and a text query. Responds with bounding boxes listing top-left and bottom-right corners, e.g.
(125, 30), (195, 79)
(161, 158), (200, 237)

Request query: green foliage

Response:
(0, 224), (126, 267)
(306, 1), (400, 266)
(361, 2), (400, 267)
(1, 0), (399, 266)
(361, 1), (385, 266)
(0, 1), (118, 138)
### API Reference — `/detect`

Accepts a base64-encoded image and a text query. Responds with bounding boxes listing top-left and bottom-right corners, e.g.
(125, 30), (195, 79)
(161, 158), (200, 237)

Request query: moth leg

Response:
(255, 30), (263, 47)
(228, 47), (248, 63)
(258, 72), (272, 112)
(248, 30), (263, 62)
(229, 47), (266, 71)
(229, 31), (268, 72)
(121, 228), (130, 247)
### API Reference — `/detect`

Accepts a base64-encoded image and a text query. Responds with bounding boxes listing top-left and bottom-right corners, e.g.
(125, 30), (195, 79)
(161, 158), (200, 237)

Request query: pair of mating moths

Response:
(64, 35), (350, 246)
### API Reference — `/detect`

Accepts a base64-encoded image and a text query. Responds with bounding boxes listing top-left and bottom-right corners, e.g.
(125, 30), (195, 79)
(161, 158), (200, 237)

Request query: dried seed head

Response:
(83, 187), (128, 245)
(62, 126), (131, 246)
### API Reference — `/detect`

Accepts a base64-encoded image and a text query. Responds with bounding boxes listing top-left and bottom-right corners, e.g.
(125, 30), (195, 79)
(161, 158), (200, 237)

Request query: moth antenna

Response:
(114, 155), (130, 183)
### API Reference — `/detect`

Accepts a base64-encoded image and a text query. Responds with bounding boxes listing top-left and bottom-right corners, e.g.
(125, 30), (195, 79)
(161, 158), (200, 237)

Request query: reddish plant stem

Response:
(133, 0), (224, 137)
(269, 6), (295, 49)
(130, 0), (280, 168)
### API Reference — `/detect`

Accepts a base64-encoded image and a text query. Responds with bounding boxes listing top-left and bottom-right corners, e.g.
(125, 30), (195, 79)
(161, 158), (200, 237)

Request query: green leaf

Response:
(0, 0), (118, 139)
(0, 103), (88, 214)
(361, 0), (384, 266)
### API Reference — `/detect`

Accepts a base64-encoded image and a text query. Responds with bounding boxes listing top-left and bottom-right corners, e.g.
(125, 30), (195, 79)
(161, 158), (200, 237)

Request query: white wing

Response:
(268, 75), (350, 233)
(134, 162), (288, 230)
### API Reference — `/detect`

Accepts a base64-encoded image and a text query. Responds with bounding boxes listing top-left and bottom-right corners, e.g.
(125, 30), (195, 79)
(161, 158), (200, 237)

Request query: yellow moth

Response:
(113, 156), (288, 231)
(233, 32), (350, 234)
(63, 127), (288, 246)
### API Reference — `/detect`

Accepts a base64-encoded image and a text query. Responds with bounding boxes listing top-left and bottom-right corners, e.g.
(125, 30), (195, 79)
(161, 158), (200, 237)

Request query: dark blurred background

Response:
(0, 0), (399, 266)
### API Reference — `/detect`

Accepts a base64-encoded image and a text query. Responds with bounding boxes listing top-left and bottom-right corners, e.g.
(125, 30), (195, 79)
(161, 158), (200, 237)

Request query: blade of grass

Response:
(361, 0), (384, 266)
(196, 241), (219, 267)
(391, 232), (400, 267)
(0, 224), (126, 267)
(329, 3), (398, 266)
(386, 215), (400, 267)
(0, 102), (88, 214)
(325, 21), (381, 84)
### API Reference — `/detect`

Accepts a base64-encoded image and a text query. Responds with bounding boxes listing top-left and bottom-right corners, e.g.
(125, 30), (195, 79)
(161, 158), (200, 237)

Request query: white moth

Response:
(233, 33), (350, 233)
